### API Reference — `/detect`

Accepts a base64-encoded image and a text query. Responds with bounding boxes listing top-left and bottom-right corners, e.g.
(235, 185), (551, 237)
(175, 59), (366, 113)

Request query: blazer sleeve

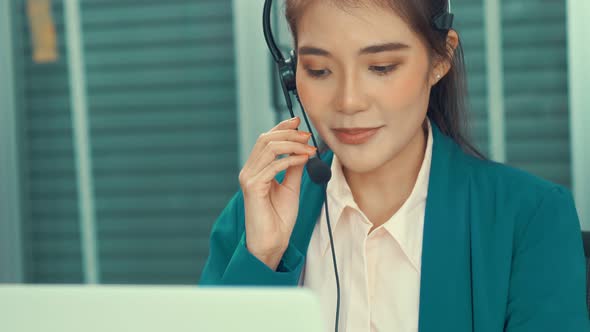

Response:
(198, 190), (305, 286)
(504, 186), (590, 331)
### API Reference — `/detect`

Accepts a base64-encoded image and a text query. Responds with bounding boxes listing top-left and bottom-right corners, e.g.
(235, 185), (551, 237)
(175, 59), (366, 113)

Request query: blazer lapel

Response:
(418, 123), (474, 332)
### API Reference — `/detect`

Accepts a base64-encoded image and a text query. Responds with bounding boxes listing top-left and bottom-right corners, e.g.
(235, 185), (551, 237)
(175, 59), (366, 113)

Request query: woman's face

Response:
(296, 1), (441, 173)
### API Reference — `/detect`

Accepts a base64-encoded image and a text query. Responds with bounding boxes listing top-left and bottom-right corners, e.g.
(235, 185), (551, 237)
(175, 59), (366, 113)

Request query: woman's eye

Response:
(370, 65), (397, 75)
(304, 65), (397, 78)
(305, 68), (330, 78)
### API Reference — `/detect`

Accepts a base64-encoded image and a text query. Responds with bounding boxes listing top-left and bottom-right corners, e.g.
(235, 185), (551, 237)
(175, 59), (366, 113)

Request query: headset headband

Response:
(262, 0), (283, 64)
(433, 0), (454, 31)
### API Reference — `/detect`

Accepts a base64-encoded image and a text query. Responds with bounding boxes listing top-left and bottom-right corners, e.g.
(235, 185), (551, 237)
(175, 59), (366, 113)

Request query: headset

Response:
(262, 1), (454, 331)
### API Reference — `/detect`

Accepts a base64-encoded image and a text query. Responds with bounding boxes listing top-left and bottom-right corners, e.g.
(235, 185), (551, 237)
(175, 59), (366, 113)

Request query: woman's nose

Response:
(334, 72), (368, 115)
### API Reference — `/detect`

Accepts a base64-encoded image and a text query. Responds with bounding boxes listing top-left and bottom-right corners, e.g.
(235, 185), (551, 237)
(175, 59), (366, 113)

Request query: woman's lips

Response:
(332, 127), (382, 145)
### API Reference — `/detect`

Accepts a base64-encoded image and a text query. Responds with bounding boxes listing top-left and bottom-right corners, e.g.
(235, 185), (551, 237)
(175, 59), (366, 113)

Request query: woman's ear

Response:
(430, 29), (459, 86)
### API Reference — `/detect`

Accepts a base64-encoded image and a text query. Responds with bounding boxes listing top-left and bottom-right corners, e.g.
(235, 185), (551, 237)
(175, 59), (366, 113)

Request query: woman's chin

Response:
(333, 148), (387, 174)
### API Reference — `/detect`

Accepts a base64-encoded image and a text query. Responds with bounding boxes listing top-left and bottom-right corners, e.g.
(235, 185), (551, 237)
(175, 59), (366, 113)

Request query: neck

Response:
(343, 120), (428, 230)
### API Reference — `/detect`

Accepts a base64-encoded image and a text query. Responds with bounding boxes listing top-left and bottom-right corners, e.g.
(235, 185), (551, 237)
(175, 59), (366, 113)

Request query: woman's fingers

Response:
(242, 123), (312, 178)
(253, 153), (311, 186)
(282, 161), (306, 193)
(247, 117), (302, 164)
(249, 140), (316, 176)
(270, 116), (301, 132)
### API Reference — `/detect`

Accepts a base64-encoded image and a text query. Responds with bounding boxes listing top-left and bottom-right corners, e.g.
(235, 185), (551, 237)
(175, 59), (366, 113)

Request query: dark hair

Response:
(284, 0), (486, 159)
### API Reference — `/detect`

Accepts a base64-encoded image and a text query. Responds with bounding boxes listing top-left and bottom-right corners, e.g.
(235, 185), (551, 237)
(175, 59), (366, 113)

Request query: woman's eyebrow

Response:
(298, 42), (410, 57)
(360, 42), (410, 54)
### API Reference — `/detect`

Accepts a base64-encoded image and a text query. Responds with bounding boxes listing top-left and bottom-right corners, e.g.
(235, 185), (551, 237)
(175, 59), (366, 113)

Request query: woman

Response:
(199, 0), (589, 331)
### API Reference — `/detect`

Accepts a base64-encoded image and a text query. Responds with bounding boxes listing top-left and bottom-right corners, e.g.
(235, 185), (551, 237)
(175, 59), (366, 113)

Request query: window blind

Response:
(501, 0), (570, 187)
(15, 0), (239, 284)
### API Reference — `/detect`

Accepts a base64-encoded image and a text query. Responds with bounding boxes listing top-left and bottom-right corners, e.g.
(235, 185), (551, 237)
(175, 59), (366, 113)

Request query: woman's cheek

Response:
(296, 75), (313, 108)
(382, 70), (425, 111)
(297, 76), (328, 115)
(296, 79), (322, 129)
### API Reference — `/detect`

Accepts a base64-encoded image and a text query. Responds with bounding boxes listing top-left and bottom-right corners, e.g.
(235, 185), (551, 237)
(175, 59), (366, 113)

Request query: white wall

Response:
(232, 0), (277, 167)
(567, 0), (590, 230)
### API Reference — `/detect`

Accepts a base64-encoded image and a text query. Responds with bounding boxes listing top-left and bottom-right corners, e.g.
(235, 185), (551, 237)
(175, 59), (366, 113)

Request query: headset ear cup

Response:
(280, 50), (297, 92)
(290, 49), (297, 75)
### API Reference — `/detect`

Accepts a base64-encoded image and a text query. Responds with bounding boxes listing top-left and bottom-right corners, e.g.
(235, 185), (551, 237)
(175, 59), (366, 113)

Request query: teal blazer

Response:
(199, 122), (589, 331)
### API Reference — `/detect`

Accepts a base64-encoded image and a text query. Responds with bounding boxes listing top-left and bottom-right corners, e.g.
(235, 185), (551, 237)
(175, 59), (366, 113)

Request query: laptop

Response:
(0, 285), (325, 332)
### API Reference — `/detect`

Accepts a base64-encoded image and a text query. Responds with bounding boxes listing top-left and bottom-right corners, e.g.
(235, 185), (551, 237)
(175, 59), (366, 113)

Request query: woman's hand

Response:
(238, 117), (317, 270)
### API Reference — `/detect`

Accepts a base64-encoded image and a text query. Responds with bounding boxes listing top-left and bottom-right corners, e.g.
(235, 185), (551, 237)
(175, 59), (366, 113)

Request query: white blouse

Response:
(302, 119), (433, 332)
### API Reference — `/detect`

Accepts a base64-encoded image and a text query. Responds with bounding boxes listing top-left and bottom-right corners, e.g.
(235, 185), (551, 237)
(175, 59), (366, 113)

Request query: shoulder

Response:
(458, 149), (577, 223)
(467, 152), (566, 194)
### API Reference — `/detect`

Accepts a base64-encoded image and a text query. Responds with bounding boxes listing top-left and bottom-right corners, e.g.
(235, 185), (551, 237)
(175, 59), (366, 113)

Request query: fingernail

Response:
(288, 117), (299, 122)
(299, 131), (312, 137)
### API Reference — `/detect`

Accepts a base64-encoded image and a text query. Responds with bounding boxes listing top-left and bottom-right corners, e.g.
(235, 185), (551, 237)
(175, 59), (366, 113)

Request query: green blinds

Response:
(454, 0), (490, 157)
(501, 0), (570, 186)
(454, 0), (570, 187)
(15, 0), (239, 284)
(16, 2), (84, 283)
